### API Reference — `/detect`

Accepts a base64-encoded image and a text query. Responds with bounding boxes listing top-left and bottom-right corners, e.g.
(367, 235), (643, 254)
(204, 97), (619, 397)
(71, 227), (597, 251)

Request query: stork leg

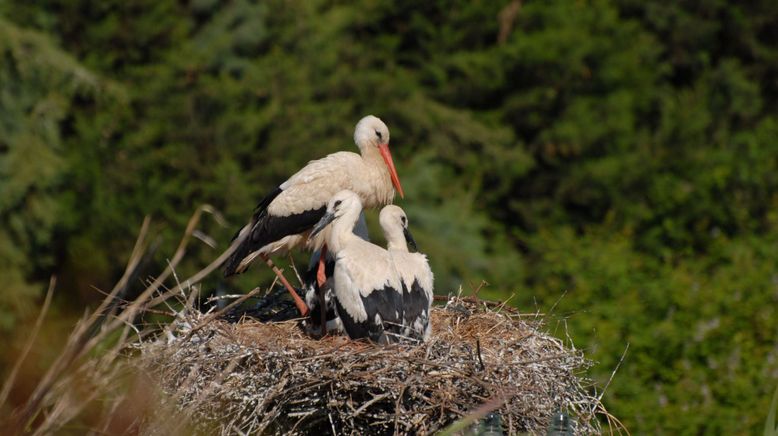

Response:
(260, 254), (309, 317)
(317, 245), (328, 335)
(317, 245), (328, 288)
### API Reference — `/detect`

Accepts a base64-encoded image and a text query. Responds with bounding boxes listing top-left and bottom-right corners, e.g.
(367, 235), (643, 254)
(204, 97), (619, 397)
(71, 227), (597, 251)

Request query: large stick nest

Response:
(138, 296), (606, 435)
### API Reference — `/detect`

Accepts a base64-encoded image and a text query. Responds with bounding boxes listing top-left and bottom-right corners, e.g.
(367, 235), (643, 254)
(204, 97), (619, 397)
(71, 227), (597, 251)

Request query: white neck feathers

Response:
(327, 206), (362, 253)
(385, 232), (407, 252)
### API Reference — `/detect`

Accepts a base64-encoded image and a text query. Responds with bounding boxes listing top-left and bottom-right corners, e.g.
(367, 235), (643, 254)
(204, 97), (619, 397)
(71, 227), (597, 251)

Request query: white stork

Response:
(379, 205), (434, 341)
(309, 190), (404, 344)
(303, 211), (369, 335)
(223, 116), (404, 316)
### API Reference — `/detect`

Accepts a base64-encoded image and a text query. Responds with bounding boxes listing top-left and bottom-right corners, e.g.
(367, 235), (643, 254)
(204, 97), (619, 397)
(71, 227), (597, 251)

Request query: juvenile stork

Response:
(303, 212), (369, 335)
(309, 190), (404, 344)
(379, 205), (434, 341)
(223, 116), (404, 316)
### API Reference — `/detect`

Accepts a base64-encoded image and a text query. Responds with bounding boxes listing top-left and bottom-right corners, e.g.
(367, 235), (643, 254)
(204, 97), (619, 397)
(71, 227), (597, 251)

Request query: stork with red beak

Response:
(222, 115), (404, 317)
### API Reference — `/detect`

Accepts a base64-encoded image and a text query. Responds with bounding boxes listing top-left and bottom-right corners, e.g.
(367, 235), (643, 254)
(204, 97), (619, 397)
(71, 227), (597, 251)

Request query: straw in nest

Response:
(139, 296), (608, 435)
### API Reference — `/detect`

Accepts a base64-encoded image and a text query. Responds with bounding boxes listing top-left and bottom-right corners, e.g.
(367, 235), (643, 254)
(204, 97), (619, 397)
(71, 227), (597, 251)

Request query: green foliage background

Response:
(1, 0), (777, 433)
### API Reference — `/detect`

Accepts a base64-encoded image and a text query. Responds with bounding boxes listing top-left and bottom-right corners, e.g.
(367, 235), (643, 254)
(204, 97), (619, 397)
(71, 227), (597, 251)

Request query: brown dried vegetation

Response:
(1, 211), (620, 435)
(140, 297), (608, 435)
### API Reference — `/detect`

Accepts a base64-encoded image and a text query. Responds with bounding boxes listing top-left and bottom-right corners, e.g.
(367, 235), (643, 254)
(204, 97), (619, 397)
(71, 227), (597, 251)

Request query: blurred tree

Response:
(0, 18), (122, 329)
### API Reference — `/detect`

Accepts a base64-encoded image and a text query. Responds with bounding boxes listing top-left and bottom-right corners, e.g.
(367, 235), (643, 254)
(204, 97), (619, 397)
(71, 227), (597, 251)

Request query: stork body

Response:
(223, 115), (403, 276)
(303, 211), (370, 335)
(380, 205), (434, 341)
(310, 191), (404, 344)
(222, 116), (404, 317)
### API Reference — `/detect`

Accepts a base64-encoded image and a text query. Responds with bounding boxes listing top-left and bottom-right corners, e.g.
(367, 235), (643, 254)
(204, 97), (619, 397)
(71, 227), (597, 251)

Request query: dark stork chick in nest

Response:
(309, 190), (404, 344)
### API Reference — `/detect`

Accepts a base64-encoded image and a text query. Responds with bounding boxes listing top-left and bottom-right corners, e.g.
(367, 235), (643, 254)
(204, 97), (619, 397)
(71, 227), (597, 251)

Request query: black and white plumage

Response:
(379, 205), (434, 341)
(222, 115), (403, 276)
(303, 211), (370, 335)
(309, 191), (404, 344)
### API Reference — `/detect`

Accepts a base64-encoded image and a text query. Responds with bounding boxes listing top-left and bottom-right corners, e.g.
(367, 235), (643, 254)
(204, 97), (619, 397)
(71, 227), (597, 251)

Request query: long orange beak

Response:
(378, 143), (404, 199)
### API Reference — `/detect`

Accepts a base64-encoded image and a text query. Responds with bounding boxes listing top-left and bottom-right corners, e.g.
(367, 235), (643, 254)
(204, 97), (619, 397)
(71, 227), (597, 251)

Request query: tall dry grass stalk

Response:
(0, 205), (239, 435)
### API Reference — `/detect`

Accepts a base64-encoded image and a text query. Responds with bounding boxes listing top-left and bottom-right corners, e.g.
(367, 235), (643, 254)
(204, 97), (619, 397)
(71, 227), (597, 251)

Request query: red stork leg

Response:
(317, 245), (328, 288)
(260, 254), (309, 317)
(317, 244), (328, 335)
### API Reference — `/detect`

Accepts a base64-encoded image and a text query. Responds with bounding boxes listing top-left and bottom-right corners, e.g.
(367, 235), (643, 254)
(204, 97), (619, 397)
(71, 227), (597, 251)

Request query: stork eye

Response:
(375, 130), (382, 140)
(334, 200), (342, 208)
(401, 216), (407, 225)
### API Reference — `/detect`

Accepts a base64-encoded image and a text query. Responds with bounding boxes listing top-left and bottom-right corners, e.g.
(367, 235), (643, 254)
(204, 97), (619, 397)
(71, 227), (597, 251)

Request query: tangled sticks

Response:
(140, 297), (609, 435)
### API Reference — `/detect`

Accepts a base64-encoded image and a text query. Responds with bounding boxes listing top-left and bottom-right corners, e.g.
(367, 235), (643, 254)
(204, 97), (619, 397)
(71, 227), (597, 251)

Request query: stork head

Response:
(310, 190), (363, 239)
(379, 205), (418, 253)
(354, 115), (404, 199)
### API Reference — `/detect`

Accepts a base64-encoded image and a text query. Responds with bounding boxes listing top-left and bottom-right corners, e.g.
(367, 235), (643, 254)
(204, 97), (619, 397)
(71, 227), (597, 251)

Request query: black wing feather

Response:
(304, 253), (337, 327)
(223, 186), (325, 276)
(402, 279), (431, 340)
(335, 285), (404, 344)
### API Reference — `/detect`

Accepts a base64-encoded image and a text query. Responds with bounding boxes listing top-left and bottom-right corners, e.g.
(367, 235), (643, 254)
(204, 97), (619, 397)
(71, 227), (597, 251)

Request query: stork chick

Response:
(303, 211), (370, 336)
(310, 191), (404, 344)
(379, 205), (434, 341)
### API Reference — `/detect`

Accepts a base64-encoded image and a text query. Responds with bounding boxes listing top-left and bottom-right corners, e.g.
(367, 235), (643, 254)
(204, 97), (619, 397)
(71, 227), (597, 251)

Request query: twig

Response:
(471, 280), (488, 297)
(206, 294), (260, 303)
(352, 393), (392, 417)
(598, 343), (629, 403)
(0, 277), (56, 408)
(432, 295), (521, 314)
(182, 287), (263, 341)
(288, 254), (304, 287)
(547, 290), (568, 315)
(328, 412), (337, 435)
(11, 206), (229, 433)
(495, 294), (515, 314)
(12, 216), (151, 429)
(436, 396), (508, 436)
(128, 204), (233, 314)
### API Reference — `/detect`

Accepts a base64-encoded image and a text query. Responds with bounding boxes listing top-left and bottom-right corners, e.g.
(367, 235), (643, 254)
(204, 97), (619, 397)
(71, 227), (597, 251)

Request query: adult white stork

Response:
(379, 205), (434, 341)
(223, 115), (404, 316)
(309, 190), (404, 344)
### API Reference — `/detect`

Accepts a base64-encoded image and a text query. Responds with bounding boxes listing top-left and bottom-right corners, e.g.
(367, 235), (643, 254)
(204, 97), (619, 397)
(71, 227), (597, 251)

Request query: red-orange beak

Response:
(377, 143), (404, 199)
